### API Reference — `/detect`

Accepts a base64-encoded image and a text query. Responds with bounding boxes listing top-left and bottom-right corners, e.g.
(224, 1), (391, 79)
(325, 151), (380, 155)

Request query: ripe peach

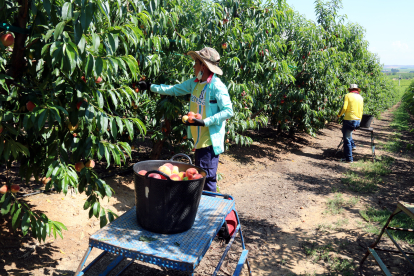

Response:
(95, 77), (103, 84)
(172, 166), (179, 175)
(193, 174), (203, 180)
(73, 133), (77, 137)
(85, 160), (95, 168)
(10, 184), (20, 193)
(158, 165), (172, 176)
(188, 112), (195, 117)
(138, 170), (147, 176)
(188, 115), (195, 123)
(195, 113), (202, 120)
(182, 115), (189, 123)
(163, 163), (174, 171)
(135, 88), (139, 93)
(170, 174), (181, 181)
(75, 162), (85, 172)
(0, 185), (8, 194)
(0, 125), (3, 134)
(81, 76), (87, 83)
(26, 101), (36, 112)
(148, 173), (162, 179)
(178, 172), (186, 179)
(222, 43), (227, 50)
(42, 177), (51, 185)
(1, 33), (14, 47)
(186, 168), (198, 179)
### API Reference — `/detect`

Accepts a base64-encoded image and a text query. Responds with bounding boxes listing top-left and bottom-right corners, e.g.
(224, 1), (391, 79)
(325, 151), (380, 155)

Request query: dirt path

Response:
(2, 103), (413, 275)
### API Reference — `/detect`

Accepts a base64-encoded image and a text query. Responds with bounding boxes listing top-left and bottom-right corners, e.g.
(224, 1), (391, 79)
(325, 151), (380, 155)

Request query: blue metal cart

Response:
(75, 191), (252, 276)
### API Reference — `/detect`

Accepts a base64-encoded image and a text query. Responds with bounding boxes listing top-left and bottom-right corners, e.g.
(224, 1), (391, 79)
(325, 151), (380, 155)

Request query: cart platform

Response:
(75, 192), (251, 276)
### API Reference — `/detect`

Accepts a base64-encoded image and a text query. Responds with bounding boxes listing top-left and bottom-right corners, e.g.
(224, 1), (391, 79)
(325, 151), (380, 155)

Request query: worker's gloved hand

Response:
(138, 80), (152, 91)
(184, 118), (205, 127)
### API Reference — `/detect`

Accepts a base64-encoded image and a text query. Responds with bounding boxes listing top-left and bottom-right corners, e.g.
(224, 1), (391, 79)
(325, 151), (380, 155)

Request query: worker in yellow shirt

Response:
(337, 84), (364, 163)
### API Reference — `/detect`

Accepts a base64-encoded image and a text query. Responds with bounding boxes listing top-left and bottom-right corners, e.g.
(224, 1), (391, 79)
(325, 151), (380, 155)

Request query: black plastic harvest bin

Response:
(133, 154), (207, 234)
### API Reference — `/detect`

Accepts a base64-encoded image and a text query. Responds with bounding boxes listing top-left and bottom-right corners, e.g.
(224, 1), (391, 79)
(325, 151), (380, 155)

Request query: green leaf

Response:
(65, 43), (77, 75)
(110, 117), (117, 139)
(0, 193), (6, 204)
(95, 57), (103, 78)
(37, 109), (48, 131)
(43, 0), (51, 17)
(85, 55), (95, 78)
(21, 211), (30, 235)
(99, 209), (108, 228)
(96, 90), (104, 108)
(107, 211), (115, 222)
(12, 207), (22, 230)
(104, 146), (111, 167)
(93, 202), (100, 218)
(54, 221), (68, 231)
(62, 2), (72, 21)
(80, 3), (94, 31)
(1, 194), (11, 215)
(115, 117), (123, 135)
(123, 119), (134, 140)
(104, 184), (112, 198)
(92, 33), (100, 53)
(139, 236), (158, 242)
(54, 22), (66, 40)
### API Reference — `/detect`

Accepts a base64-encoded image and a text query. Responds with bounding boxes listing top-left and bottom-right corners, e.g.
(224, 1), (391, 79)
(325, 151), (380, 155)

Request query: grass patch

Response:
(302, 242), (355, 275)
(359, 207), (414, 244)
(341, 156), (394, 193)
(382, 101), (413, 153)
(325, 193), (359, 215)
(317, 219), (350, 232)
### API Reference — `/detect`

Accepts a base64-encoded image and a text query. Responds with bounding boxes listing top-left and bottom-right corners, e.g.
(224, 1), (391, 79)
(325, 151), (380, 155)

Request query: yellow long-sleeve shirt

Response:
(338, 92), (364, 120)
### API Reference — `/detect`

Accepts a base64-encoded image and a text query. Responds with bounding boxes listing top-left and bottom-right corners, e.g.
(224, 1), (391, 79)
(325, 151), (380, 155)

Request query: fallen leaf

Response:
(61, 198), (65, 200)
(139, 236), (158, 242)
(46, 199), (51, 203)
(60, 250), (65, 254)
(80, 232), (84, 240)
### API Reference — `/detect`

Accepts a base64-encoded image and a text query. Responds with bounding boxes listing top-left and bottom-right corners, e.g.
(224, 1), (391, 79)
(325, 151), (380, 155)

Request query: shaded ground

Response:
(1, 103), (414, 275)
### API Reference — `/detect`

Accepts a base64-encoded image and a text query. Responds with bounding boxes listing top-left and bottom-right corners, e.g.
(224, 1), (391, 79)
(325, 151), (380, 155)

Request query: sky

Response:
(286, 0), (414, 66)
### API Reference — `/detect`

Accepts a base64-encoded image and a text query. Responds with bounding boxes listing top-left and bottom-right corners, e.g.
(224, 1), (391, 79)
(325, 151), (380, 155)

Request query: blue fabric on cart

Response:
(88, 195), (235, 272)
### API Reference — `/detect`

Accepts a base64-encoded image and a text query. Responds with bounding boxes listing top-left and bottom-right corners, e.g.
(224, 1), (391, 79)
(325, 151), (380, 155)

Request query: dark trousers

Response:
(195, 146), (219, 192)
(342, 120), (360, 162)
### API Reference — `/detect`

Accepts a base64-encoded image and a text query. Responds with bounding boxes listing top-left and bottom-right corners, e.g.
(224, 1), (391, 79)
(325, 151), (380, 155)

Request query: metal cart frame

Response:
(75, 191), (252, 276)
(359, 202), (414, 275)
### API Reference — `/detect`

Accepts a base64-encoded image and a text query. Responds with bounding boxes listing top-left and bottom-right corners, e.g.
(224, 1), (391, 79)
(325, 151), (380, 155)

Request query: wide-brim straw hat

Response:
(187, 47), (223, 75)
(348, 84), (361, 92)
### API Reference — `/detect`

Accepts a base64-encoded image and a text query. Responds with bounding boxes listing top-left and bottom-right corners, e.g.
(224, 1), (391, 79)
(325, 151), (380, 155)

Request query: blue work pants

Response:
(195, 146), (219, 192)
(342, 120), (360, 162)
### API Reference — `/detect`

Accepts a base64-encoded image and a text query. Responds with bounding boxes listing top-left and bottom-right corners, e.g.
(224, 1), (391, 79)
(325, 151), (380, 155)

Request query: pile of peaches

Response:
(138, 163), (203, 181)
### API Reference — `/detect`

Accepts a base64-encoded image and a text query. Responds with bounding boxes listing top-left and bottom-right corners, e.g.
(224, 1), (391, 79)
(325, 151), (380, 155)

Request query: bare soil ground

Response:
(1, 103), (413, 275)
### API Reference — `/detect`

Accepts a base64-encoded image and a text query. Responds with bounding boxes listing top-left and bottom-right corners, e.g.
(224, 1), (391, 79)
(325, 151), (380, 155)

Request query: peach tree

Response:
(0, 0), (150, 241)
